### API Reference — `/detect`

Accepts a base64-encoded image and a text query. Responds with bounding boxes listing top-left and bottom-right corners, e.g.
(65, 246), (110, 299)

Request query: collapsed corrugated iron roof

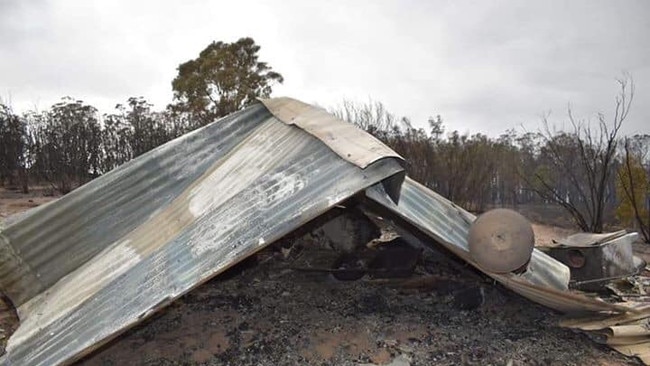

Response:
(0, 97), (649, 365)
(0, 98), (405, 365)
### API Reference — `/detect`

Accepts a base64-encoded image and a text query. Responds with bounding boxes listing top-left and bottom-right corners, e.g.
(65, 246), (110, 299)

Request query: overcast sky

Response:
(1, 0), (649, 136)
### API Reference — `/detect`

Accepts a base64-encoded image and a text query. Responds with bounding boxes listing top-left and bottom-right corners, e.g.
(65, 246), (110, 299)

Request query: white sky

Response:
(1, 0), (649, 136)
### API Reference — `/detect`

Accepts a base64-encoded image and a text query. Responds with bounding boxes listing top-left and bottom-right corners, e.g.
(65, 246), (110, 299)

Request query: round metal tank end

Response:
(468, 208), (535, 273)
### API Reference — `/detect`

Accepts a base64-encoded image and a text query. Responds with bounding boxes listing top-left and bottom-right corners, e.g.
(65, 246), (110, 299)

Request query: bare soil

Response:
(0, 186), (59, 224)
(0, 190), (642, 366)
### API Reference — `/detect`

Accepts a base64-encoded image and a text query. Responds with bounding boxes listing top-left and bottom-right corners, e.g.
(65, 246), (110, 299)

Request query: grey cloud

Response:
(1, 0), (648, 136)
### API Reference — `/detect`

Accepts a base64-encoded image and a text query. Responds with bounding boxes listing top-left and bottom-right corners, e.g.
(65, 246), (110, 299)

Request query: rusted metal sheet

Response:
(0, 99), (405, 366)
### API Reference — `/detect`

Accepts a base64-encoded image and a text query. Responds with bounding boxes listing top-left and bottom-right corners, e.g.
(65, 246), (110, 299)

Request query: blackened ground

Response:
(78, 247), (638, 366)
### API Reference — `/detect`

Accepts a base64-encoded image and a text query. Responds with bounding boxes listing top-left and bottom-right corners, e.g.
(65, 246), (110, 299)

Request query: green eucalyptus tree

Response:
(170, 37), (283, 124)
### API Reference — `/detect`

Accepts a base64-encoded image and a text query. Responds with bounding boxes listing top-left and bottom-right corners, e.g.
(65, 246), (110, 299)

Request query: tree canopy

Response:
(170, 37), (284, 124)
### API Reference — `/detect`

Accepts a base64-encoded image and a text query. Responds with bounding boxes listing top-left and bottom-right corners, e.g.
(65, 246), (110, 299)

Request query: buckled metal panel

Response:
(0, 99), (404, 366)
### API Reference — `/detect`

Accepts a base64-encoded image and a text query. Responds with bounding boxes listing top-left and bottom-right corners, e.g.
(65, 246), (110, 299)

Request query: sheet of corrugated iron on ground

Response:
(0, 98), (405, 366)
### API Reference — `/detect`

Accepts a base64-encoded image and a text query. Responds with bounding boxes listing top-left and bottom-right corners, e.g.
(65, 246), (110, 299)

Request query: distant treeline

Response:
(0, 97), (203, 194)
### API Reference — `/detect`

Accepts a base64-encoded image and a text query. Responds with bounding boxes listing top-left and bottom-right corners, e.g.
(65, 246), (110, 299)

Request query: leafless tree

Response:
(527, 76), (634, 232)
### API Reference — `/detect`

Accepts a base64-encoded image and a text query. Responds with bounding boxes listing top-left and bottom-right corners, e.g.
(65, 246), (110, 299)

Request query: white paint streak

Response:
(187, 120), (311, 256)
(256, 171), (306, 209)
(187, 120), (281, 218)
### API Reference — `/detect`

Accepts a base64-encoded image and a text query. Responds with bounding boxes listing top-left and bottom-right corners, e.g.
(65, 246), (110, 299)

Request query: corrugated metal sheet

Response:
(1, 105), (270, 306)
(0, 99), (405, 366)
(365, 177), (632, 313)
(560, 307), (650, 364)
(260, 98), (403, 169)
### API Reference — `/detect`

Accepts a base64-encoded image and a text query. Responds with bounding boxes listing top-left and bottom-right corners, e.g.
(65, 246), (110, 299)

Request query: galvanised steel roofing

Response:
(0, 98), (404, 365)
